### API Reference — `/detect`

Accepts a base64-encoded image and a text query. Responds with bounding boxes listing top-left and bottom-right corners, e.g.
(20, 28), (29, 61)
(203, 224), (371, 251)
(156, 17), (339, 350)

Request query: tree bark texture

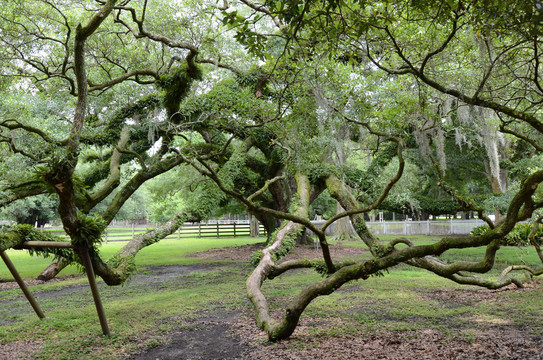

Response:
(243, 170), (543, 341)
(35, 213), (188, 284)
(246, 173), (312, 339)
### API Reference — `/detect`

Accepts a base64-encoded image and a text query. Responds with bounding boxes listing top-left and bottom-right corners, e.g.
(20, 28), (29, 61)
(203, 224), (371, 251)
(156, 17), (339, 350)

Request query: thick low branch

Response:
(36, 213), (188, 283)
(87, 127), (130, 208)
(322, 141), (405, 232)
(405, 238), (529, 289)
(37, 257), (71, 281)
(247, 219), (305, 331)
(246, 169), (543, 341)
(246, 173), (315, 335)
(268, 258), (358, 279)
(90, 213), (187, 285)
(501, 265), (543, 278)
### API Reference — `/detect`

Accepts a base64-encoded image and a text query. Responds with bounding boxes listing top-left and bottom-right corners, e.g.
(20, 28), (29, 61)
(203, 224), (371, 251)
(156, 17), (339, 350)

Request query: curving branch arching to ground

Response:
(246, 173), (311, 337)
(88, 212), (190, 285)
(225, 101), (542, 340)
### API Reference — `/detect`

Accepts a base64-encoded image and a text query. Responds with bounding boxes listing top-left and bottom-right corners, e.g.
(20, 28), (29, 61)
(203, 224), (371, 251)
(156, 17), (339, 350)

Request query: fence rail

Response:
(310, 219), (486, 236)
(42, 222), (265, 242)
(39, 219), (487, 241)
(365, 219), (485, 236)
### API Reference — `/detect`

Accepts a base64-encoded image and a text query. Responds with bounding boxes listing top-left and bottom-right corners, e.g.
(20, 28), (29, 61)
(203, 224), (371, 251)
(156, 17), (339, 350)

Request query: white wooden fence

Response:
(35, 219), (486, 241)
(311, 219), (485, 236)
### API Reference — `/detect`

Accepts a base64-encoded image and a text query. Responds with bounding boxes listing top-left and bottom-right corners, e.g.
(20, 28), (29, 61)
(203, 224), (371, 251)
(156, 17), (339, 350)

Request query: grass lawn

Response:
(0, 235), (542, 359)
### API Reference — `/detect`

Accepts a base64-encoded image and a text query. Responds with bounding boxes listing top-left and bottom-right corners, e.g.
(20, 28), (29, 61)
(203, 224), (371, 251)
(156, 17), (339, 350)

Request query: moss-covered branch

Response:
(100, 154), (185, 222)
(247, 169), (543, 341)
(87, 213), (187, 285)
(85, 127), (130, 209)
(325, 174), (384, 255)
(323, 141), (405, 233)
(246, 173), (314, 336)
(0, 182), (49, 208)
(33, 212), (189, 284)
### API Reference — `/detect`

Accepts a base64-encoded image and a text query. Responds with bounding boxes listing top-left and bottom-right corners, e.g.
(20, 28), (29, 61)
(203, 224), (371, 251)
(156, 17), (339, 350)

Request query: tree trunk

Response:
(249, 214), (260, 237)
(330, 203), (359, 242)
(296, 228), (312, 245)
(253, 212), (282, 241)
(485, 160), (508, 223)
(325, 175), (383, 254)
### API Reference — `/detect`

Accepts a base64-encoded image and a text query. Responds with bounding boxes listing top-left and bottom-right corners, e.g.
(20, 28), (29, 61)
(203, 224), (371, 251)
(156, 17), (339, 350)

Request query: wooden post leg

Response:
(78, 247), (110, 336)
(0, 251), (45, 319)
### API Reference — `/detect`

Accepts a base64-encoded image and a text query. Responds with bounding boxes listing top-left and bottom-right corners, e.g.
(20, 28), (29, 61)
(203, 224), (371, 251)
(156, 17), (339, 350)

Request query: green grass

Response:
(0, 236), (263, 279)
(262, 236), (543, 338)
(0, 235), (542, 359)
(0, 236), (262, 359)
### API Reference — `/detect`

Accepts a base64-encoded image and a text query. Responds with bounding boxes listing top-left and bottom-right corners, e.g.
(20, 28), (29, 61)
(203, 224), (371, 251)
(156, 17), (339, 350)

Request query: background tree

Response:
(1, 195), (58, 226)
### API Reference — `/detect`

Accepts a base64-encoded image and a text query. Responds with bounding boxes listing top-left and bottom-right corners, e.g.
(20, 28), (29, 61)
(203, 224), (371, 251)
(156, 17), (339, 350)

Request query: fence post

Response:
(217, 223), (220, 238)
(132, 224), (135, 239)
(178, 227), (180, 241)
(234, 223), (236, 238)
(383, 221), (386, 235)
(403, 221), (407, 235)
(198, 223), (201, 238)
(104, 229), (108, 244)
(427, 220), (430, 235)
(450, 219), (453, 234)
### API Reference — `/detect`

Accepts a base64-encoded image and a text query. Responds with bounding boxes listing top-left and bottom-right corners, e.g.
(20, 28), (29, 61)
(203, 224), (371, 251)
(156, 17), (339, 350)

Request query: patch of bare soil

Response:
(188, 242), (367, 262)
(128, 264), (215, 286)
(0, 339), (43, 360)
(232, 314), (543, 360)
(130, 310), (247, 360)
(0, 275), (83, 291)
(419, 280), (542, 308)
(131, 306), (543, 360)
